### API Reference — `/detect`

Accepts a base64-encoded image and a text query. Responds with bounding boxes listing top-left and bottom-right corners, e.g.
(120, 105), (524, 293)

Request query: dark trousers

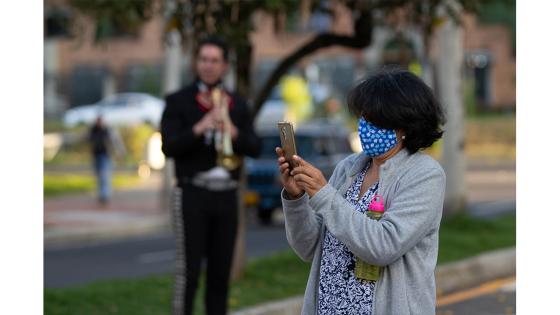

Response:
(173, 184), (238, 315)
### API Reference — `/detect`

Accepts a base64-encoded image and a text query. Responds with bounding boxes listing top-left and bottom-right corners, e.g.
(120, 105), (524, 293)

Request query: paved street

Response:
(437, 278), (516, 315)
(44, 220), (289, 288)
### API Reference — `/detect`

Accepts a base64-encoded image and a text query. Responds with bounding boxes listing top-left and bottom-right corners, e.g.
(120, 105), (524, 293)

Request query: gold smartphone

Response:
(278, 121), (298, 170)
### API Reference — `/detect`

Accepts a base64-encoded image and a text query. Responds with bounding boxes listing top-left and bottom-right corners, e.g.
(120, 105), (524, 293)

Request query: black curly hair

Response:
(196, 35), (229, 61)
(347, 68), (446, 154)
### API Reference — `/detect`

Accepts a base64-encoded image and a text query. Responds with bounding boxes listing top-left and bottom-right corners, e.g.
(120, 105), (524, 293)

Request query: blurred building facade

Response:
(44, 1), (515, 118)
(44, 0), (168, 118)
(463, 13), (516, 110)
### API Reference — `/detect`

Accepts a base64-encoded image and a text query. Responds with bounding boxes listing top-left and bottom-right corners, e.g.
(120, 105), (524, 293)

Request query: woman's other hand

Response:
(275, 147), (304, 199)
(290, 155), (327, 197)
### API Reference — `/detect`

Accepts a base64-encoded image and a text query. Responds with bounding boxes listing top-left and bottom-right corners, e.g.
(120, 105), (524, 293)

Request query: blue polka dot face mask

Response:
(358, 117), (398, 157)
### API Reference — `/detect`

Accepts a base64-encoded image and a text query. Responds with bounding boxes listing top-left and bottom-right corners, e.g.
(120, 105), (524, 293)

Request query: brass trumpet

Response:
(211, 88), (241, 171)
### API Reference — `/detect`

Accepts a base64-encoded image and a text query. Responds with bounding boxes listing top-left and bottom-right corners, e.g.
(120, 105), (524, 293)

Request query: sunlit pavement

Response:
(466, 160), (515, 204)
(437, 278), (516, 315)
(44, 173), (166, 245)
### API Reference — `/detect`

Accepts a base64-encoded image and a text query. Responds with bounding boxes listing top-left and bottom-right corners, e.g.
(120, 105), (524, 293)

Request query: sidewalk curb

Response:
(231, 296), (304, 315)
(435, 246), (515, 295)
(44, 215), (171, 247)
(230, 247), (516, 315)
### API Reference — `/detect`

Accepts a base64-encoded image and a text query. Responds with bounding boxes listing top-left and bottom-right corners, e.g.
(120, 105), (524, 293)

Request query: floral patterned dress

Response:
(317, 160), (379, 315)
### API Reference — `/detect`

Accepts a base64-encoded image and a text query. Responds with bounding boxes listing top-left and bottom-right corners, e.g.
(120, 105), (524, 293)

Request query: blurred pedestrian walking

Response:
(277, 69), (446, 314)
(160, 36), (261, 315)
(88, 116), (125, 206)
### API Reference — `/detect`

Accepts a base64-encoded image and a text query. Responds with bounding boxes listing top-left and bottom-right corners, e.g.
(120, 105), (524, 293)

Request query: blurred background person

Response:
(88, 116), (125, 206)
(276, 69), (446, 314)
(160, 36), (261, 315)
(324, 97), (347, 126)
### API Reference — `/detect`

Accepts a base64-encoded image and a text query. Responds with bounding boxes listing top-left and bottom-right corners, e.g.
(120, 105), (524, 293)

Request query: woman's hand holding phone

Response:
(289, 155), (327, 197)
(275, 147), (304, 199)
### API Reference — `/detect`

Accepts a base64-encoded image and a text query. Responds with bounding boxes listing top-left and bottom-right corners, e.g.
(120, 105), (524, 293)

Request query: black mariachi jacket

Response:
(160, 82), (261, 184)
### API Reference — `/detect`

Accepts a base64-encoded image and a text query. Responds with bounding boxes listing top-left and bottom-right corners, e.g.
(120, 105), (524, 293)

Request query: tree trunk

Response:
(435, 2), (466, 215)
(230, 164), (246, 281)
(234, 42), (253, 100)
(161, 29), (182, 212)
(102, 72), (116, 99)
(229, 39), (253, 281)
(44, 39), (61, 119)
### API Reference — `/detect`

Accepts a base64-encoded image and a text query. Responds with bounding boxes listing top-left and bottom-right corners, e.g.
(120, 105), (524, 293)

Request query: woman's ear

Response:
(396, 130), (406, 142)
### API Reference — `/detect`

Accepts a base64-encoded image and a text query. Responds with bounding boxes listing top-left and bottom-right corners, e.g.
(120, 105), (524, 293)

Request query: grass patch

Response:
(44, 173), (141, 197)
(227, 250), (310, 308)
(438, 213), (516, 264)
(44, 213), (515, 314)
(44, 120), (69, 133)
(45, 250), (310, 315)
(44, 274), (173, 315)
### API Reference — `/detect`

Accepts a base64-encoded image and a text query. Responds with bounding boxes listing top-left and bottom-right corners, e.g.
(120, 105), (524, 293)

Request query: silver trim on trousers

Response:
(172, 187), (185, 315)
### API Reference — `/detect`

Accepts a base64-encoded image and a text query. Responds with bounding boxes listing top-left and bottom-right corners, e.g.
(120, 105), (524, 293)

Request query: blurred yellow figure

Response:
(408, 61), (422, 77)
(280, 75), (312, 123)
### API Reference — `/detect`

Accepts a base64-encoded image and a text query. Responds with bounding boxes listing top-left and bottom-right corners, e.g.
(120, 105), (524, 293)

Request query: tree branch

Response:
(251, 10), (372, 118)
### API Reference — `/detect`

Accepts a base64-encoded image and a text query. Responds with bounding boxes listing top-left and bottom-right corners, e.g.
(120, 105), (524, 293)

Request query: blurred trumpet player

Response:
(160, 36), (261, 315)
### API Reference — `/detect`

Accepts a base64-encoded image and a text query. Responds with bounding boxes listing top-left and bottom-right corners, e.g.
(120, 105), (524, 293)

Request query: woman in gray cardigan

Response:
(275, 69), (446, 315)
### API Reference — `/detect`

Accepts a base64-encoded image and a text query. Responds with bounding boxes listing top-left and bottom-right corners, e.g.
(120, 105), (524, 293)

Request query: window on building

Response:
(45, 8), (72, 38)
(69, 65), (108, 106)
(466, 51), (493, 109)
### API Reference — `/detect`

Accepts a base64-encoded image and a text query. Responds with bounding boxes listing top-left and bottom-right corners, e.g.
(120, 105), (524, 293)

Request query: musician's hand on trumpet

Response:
(192, 110), (217, 136)
(225, 122), (238, 140)
(215, 122), (239, 140)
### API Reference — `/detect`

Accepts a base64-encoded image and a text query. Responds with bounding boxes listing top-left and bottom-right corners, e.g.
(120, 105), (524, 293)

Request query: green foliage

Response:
(117, 124), (157, 164)
(44, 214), (515, 314)
(262, 0), (301, 11)
(44, 173), (140, 197)
(69, 0), (156, 41)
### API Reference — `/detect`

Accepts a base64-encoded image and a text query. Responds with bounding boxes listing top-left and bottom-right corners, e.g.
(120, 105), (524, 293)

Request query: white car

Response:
(63, 93), (164, 128)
